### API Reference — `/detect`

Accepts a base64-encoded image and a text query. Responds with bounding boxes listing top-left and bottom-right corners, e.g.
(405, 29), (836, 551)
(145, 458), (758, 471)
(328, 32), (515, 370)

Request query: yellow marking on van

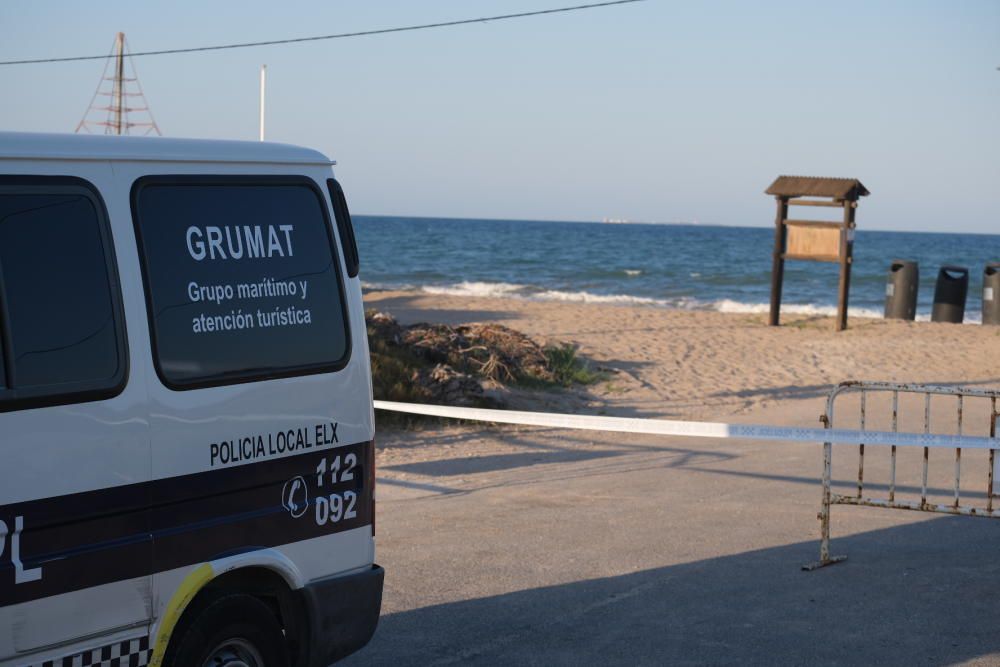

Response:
(148, 563), (214, 667)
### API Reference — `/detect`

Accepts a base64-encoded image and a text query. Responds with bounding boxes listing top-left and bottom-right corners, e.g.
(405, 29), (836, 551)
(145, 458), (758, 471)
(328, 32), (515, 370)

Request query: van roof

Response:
(0, 131), (334, 166)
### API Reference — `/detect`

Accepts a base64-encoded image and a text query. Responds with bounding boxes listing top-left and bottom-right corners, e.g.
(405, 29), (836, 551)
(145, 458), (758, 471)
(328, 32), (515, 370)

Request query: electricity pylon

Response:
(76, 32), (161, 136)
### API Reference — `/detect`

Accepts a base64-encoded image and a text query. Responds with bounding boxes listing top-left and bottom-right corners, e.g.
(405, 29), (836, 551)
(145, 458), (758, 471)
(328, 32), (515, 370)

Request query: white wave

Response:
(689, 272), (701, 278)
(534, 289), (671, 306)
(710, 300), (983, 322)
(416, 281), (674, 306)
(394, 281), (985, 323)
(624, 269), (643, 276)
(420, 281), (528, 298)
(362, 280), (417, 292)
(710, 299), (884, 319)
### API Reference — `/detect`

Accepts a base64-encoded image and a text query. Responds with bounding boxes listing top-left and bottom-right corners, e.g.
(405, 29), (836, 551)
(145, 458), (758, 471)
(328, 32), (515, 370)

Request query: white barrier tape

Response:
(373, 400), (1000, 451)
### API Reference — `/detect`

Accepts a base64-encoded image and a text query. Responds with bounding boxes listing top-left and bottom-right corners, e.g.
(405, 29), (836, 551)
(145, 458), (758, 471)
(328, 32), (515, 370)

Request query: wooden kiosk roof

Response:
(765, 176), (870, 201)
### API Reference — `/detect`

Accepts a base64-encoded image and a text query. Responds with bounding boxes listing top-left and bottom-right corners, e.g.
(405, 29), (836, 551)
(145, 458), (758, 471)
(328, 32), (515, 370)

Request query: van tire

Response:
(168, 594), (289, 667)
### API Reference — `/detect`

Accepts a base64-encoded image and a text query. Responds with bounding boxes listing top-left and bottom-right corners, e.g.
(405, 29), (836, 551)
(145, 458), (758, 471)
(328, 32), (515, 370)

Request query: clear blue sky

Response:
(1, 1), (998, 232)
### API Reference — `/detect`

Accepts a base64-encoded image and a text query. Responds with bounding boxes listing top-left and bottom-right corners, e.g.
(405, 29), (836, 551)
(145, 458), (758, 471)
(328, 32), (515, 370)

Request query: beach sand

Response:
(365, 288), (1000, 422)
(365, 287), (1000, 504)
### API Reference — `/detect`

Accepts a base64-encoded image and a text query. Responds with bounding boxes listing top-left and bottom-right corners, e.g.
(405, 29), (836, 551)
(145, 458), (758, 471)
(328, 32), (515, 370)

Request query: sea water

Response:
(355, 216), (999, 322)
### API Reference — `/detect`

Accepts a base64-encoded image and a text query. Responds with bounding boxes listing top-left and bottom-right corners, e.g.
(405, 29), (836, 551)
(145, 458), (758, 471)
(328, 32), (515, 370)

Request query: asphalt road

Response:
(342, 405), (1000, 666)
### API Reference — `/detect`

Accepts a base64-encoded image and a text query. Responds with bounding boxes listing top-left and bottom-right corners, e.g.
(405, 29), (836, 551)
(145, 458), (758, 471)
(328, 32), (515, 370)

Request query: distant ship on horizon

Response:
(602, 217), (701, 225)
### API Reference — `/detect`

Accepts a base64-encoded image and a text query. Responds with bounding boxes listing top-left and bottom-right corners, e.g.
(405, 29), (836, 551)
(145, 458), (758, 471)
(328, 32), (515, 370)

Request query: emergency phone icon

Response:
(281, 476), (309, 519)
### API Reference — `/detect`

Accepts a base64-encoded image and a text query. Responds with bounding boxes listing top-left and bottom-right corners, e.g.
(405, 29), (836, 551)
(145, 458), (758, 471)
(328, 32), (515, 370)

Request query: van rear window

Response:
(132, 177), (351, 389)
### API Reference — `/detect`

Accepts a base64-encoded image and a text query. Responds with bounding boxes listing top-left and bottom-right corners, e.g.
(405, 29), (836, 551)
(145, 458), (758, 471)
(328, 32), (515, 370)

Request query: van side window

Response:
(0, 180), (127, 410)
(327, 179), (359, 278)
(132, 177), (351, 389)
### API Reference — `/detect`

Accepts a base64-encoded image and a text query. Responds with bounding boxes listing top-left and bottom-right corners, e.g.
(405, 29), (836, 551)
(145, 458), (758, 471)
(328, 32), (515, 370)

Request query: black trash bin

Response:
(931, 265), (969, 323)
(884, 260), (919, 320)
(984, 263), (1000, 326)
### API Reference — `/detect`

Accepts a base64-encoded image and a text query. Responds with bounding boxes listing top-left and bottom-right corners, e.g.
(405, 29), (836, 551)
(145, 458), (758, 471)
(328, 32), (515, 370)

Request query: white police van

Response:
(0, 132), (381, 667)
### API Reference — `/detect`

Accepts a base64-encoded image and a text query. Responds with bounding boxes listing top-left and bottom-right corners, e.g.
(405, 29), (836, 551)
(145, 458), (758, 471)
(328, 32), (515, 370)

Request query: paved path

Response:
(342, 408), (1000, 666)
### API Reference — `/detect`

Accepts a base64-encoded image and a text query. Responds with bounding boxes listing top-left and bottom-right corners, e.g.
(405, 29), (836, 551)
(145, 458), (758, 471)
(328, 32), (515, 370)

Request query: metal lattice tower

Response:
(76, 32), (161, 136)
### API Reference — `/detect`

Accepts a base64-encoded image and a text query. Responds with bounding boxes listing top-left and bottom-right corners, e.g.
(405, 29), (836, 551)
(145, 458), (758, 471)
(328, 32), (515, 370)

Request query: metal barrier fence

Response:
(376, 385), (1000, 569)
(806, 381), (1000, 570)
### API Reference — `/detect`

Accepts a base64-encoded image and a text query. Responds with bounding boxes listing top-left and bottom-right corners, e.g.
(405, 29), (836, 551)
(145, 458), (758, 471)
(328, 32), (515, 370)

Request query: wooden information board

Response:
(765, 176), (869, 332)
(785, 223), (842, 262)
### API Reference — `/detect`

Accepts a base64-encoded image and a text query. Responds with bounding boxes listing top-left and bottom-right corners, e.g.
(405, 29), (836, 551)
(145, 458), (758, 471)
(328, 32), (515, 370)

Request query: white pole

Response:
(259, 65), (267, 141)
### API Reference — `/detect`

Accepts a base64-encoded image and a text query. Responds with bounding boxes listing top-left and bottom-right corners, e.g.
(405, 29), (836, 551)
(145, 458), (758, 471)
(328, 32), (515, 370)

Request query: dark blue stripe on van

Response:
(0, 440), (372, 607)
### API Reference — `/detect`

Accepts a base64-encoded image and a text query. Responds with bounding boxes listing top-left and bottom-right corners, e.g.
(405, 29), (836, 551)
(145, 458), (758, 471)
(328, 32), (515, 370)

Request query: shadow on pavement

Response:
(344, 516), (1000, 666)
(381, 434), (736, 478)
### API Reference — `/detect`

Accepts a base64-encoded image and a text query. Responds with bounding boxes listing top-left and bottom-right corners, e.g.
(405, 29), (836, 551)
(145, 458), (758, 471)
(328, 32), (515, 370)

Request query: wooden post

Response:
(769, 196), (789, 326)
(835, 201), (856, 331)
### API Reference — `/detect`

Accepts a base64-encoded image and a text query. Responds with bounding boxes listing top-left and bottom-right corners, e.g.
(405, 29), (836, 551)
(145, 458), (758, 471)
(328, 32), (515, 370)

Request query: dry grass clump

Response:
(401, 321), (553, 384)
(366, 310), (602, 426)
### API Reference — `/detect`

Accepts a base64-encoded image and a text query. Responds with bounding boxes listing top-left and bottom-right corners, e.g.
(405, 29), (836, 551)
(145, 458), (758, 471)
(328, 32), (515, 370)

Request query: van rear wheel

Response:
(169, 594), (289, 667)
(204, 637), (265, 666)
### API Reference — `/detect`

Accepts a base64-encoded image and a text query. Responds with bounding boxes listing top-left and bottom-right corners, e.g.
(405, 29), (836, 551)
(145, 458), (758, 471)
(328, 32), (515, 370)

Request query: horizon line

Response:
(352, 213), (1000, 237)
